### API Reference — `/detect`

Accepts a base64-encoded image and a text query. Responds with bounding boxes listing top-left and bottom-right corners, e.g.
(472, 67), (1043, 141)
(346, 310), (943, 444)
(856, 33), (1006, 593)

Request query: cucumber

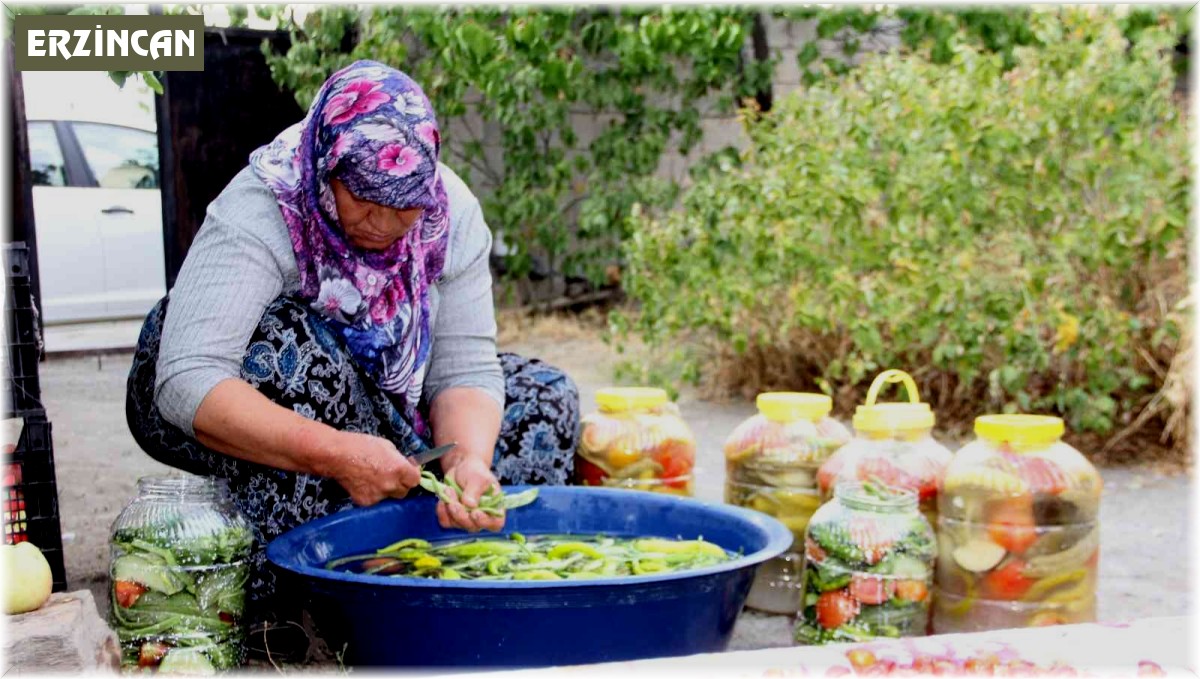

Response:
(870, 553), (929, 579)
(112, 554), (185, 596)
(157, 648), (216, 675)
(952, 539), (1006, 573)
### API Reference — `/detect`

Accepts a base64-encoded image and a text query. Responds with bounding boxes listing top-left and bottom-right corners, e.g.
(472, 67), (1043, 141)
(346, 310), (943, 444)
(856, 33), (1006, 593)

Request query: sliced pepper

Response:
(633, 539), (726, 558)
(1020, 568), (1087, 602)
(548, 542), (604, 560)
(512, 570), (562, 581)
(379, 538), (432, 554)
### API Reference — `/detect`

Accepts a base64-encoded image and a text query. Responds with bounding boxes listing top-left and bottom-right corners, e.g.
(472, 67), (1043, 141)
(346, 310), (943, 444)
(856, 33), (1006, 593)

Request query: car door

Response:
(68, 121), (166, 320)
(27, 120), (108, 324)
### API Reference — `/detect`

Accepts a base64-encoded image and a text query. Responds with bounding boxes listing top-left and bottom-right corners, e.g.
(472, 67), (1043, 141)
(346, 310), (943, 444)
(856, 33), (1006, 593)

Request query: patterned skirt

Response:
(125, 296), (580, 621)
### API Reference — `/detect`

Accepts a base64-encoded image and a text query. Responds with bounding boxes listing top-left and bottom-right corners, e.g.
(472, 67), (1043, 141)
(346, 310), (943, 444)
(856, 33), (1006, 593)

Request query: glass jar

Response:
(574, 387), (696, 496)
(933, 415), (1101, 634)
(109, 474), (253, 673)
(795, 481), (936, 645)
(724, 392), (851, 614)
(817, 370), (953, 529)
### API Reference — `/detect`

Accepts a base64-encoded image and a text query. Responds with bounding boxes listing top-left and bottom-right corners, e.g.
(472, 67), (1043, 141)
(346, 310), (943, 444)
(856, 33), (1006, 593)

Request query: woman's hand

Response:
(436, 456), (505, 533)
(329, 431), (422, 506)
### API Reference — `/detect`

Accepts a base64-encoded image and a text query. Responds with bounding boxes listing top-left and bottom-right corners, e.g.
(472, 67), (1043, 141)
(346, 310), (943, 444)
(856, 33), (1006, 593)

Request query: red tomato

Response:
(857, 457), (920, 491)
(846, 649), (877, 671)
(847, 518), (894, 565)
(816, 590), (861, 629)
(114, 580), (147, 608)
(849, 574), (896, 605)
(932, 660), (961, 675)
(817, 455), (846, 495)
(965, 653), (999, 675)
(981, 560), (1035, 600)
(986, 496), (1038, 555)
(859, 659), (897, 676)
(574, 458), (609, 486)
(894, 580), (929, 603)
(138, 642), (168, 668)
(910, 655), (935, 673)
(1002, 453), (1068, 495)
(655, 447), (694, 490)
(805, 536), (828, 564)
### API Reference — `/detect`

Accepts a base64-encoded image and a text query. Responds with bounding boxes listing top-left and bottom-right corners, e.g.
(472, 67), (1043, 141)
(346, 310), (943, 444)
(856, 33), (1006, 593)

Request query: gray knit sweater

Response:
(154, 164), (503, 437)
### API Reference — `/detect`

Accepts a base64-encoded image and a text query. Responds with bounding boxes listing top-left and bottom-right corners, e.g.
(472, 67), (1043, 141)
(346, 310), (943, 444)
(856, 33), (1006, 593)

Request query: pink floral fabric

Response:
(249, 60), (450, 435)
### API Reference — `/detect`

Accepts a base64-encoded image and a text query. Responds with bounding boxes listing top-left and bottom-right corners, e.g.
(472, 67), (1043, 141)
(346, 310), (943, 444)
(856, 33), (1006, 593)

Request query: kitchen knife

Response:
(409, 442), (457, 467)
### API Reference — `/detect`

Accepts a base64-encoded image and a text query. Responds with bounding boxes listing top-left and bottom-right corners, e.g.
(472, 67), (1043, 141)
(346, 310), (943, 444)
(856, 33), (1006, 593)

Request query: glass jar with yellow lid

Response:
(724, 392), (851, 614)
(933, 414), (1101, 633)
(573, 387), (696, 495)
(816, 370), (953, 529)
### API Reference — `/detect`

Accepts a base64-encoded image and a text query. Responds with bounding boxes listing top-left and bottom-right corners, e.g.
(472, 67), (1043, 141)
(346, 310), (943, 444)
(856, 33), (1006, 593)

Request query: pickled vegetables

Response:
(326, 533), (732, 580)
(816, 371), (952, 529)
(110, 523), (252, 672)
(724, 393), (852, 614)
(574, 388), (696, 496)
(934, 415), (1101, 633)
(795, 483), (935, 645)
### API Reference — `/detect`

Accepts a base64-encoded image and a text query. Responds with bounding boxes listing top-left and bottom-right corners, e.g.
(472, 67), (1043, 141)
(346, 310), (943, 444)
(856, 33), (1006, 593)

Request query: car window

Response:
(27, 121), (67, 187)
(72, 122), (159, 190)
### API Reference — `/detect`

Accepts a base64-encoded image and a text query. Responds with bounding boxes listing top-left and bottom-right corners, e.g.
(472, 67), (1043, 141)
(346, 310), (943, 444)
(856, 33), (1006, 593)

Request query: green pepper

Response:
(633, 539), (726, 558)
(1021, 568), (1088, 602)
(379, 538), (432, 554)
(440, 541), (521, 558)
(548, 542), (605, 560)
(631, 558), (668, 575)
(512, 570), (562, 581)
(944, 571), (976, 616)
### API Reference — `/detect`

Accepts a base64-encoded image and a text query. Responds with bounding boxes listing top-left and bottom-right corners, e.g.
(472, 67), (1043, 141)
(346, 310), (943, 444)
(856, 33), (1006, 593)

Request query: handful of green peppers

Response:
(417, 471), (538, 517)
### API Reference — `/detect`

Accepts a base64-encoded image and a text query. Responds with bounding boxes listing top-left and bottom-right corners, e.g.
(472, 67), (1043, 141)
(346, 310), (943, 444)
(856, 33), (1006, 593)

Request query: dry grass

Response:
(496, 306), (610, 346)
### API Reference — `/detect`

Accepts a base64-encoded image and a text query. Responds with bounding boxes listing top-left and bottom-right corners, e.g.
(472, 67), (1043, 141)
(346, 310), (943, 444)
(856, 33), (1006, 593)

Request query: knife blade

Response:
(410, 442), (457, 467)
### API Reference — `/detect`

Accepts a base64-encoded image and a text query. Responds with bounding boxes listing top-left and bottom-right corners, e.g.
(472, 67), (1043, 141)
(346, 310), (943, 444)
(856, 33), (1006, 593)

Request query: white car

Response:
(25, 117), (166, 325)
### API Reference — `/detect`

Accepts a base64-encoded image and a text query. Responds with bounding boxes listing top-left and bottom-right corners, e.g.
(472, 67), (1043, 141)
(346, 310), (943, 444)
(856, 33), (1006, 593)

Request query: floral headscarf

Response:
(250, 60), (449, 436)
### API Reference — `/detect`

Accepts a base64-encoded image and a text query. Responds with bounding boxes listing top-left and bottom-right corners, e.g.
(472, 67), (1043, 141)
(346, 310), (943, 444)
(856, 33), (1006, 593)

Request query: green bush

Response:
(262, 7), (772, 288)
(616, 8), (1190, 436)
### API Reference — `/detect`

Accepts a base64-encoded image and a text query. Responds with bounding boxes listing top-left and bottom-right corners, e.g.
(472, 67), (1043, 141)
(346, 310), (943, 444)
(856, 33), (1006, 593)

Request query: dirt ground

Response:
(35, 324), (1194, 654)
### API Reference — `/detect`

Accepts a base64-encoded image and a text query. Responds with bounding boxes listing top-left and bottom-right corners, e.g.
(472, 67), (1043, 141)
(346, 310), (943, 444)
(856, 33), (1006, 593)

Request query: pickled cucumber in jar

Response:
(795, 482), (936, 645)
(724, 392), (851, 614)
(817, 370), (953, 530)
(934, 415), (1101, 634)
(574, 388), (696, 496)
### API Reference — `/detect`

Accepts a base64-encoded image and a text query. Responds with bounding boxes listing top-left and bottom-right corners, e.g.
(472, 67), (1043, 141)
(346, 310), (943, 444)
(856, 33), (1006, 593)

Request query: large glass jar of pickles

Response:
(574, 387), (696, 495)
(724, 392), (851, 614)
(795, 482), (936, 645)
(933, 415), (1101, 633)
(817, 370), (953, 529)
(109, 474), (253, 673)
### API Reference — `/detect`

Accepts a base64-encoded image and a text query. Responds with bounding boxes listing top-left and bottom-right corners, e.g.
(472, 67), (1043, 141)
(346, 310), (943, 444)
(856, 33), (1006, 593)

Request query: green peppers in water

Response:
(327, 533), (733, 580)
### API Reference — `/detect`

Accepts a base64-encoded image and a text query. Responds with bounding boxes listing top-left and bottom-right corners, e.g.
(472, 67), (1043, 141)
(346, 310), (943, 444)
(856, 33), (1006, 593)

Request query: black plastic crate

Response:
(4, 411), (67, 591)
(4, 243), (44, 419)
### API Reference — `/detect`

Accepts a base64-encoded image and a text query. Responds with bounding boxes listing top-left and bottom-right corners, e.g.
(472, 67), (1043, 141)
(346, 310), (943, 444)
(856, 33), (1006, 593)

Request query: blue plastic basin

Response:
(266, 485), (792, 668)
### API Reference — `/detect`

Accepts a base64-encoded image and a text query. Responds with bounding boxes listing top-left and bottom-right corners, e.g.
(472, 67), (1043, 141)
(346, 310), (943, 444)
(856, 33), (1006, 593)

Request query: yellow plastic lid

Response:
(595, 387), (669, 413)
(756, 392), (832, 423)
(852, 369), (936, 433)
(975, 414), (1064, 447)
